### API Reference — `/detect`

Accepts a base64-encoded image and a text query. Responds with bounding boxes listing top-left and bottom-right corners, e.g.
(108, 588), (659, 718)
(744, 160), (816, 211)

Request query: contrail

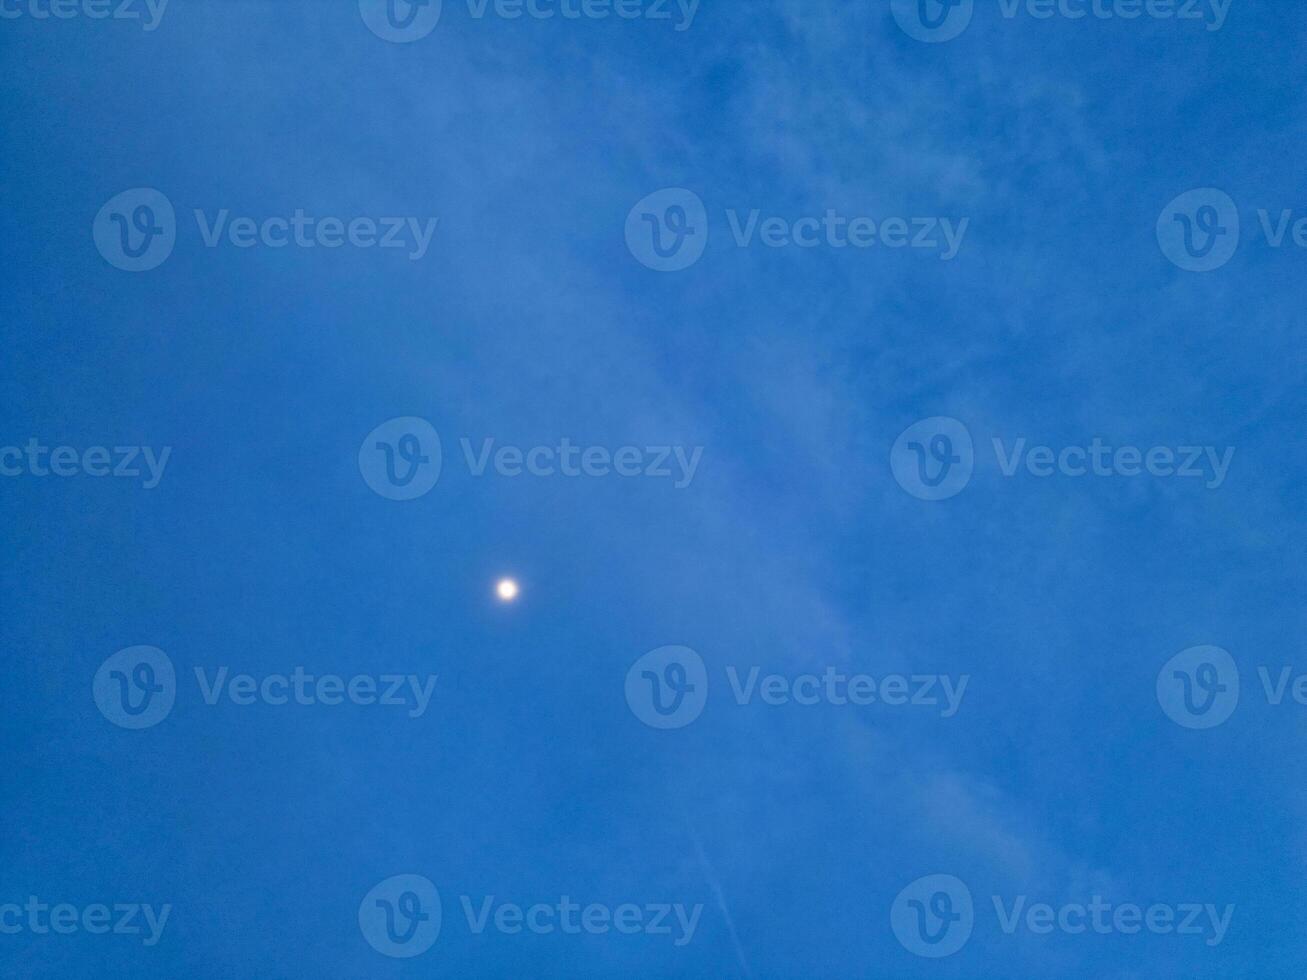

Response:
(680, 807), (753, 979)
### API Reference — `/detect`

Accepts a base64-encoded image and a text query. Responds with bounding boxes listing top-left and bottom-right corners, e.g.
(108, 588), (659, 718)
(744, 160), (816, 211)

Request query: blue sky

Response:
(3, 0), (1306, 976)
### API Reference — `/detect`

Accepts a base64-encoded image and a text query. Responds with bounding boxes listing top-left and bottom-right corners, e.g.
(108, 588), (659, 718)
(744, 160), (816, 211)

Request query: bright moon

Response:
(496, 578), (520, 602)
